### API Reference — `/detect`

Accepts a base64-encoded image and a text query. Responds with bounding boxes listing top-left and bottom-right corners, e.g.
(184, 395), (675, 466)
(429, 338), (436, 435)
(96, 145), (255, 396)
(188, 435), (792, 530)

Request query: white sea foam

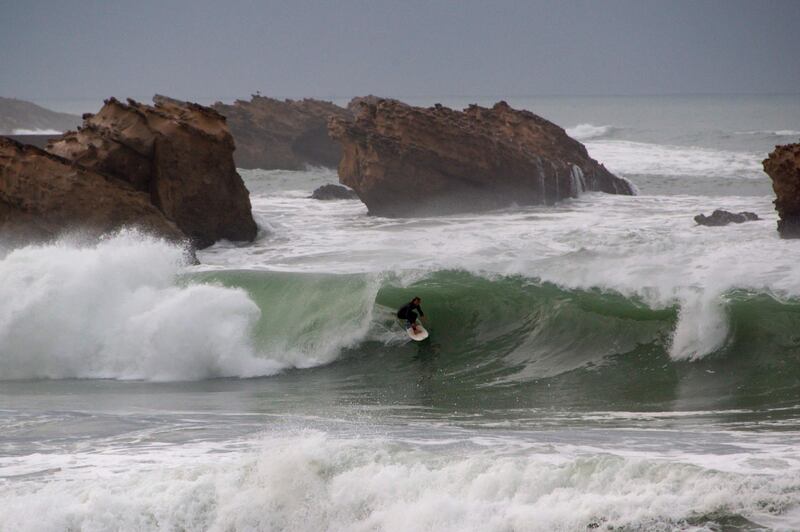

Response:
(10, 128), (62, 135)
(565, 123), (614, 140)
(584, 139), (764, 179)
(0, 231), (374, 381)
(1, 430), (797, 531)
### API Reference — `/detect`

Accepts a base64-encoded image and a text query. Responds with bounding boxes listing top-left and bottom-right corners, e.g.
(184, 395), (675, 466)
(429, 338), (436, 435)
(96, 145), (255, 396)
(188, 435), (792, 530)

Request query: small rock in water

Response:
(694, 209), (759, 226)
(310, 184), (359, 200)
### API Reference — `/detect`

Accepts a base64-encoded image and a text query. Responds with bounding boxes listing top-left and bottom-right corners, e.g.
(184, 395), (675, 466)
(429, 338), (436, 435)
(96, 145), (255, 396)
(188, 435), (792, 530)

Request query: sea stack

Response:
(211, 95), (352, 170)
(0, 137), (184, 245)
(47, 96), (257, 248)
(763, 143), (800, 238)
(328, 99), (634, 217)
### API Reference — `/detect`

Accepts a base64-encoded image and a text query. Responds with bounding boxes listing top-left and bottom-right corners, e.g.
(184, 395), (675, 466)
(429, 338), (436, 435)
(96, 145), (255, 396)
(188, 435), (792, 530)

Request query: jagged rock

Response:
(763, 143), (800, 238)
(694, 210), (759, 226)
(0, 138), (184, 245)
(48, 97), (257, 248)
(211, 95), (351, 170)
(346, 95), (401, 114)
(310, 184), (359, 200)
(328, 99), (634, 217)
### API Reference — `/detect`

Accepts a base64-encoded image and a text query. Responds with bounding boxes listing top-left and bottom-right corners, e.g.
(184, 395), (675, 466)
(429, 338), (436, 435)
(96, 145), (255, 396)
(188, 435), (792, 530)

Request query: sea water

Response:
(2, 94), (800, 531)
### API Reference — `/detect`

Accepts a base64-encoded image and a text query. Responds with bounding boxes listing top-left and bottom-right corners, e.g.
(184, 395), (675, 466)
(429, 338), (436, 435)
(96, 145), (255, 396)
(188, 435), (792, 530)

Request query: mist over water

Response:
(2, 95), (800, 531)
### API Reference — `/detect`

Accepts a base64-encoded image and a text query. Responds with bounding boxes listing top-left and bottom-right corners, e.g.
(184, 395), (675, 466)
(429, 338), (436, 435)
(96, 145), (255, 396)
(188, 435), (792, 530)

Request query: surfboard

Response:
(406, 323), (429, 341)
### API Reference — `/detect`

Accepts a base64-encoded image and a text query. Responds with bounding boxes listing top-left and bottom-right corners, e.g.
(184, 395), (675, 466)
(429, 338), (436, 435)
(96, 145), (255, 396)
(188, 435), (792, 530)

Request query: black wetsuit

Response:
(397, 302), (424, 328)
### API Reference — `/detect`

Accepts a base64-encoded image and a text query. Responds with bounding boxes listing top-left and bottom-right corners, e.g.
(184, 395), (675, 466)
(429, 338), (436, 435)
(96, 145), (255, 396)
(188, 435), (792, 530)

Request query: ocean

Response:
(2, 94), (800, 531)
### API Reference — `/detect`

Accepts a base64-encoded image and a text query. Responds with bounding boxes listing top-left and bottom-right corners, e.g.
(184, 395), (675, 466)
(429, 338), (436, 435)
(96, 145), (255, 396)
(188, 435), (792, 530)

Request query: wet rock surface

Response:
(694, 210), (759, 226)
(328, 99), (634, 217)
(310, 184), (359, 200)
(763, 143), (800, 238)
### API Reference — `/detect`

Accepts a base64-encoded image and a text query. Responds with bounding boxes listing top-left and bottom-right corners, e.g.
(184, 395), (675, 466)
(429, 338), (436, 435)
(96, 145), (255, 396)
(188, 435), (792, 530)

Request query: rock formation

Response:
(48, 97), (257, 248)
(211, 96), (351, 170)
(346, 95), (401, 115)
(328, 99), (634, 217)
(763, 143), (800, 238)
(0, 138), (183, 245)
(310, 184), (358, 200)
(694, 210), (759, 226)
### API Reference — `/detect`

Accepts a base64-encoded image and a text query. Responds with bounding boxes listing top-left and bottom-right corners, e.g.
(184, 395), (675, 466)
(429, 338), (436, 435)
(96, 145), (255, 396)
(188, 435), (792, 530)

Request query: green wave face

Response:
(190, 269), (800, 413)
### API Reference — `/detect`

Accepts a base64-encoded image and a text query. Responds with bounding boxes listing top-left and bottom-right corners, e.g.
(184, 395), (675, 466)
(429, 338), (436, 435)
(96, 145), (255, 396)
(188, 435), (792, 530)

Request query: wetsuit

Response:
(397, 302), (424, 328)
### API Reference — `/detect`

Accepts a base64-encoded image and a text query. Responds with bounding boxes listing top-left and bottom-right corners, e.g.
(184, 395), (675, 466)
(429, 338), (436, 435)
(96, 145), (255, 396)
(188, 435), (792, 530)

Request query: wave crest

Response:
(565, 123), (615, 140)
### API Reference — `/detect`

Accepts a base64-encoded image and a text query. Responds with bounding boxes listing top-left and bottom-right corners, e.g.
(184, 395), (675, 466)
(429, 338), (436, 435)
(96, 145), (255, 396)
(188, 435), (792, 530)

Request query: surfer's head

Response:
(412, 297), (421, 304)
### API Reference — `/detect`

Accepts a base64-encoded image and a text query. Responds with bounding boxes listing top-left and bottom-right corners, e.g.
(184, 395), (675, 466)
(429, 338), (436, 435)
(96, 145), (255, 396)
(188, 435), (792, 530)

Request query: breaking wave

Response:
(585, 140), (764, 179)
(2, 233), (799, 413)
(2, 430), (797, 532)
(10, 128), (62, 135)
(0, 232), (280, 381)
(565, 123), (616, 140)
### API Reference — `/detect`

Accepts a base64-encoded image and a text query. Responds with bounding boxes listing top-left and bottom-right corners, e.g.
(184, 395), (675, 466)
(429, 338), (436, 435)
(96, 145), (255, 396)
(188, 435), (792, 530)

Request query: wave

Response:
(2, 430), (795, 531)
(0, 232), (281, 381)
(565, 123), (616, 140)
(735, 129), (800, 137)
(203, 269), (800, 409)
(584, 139), (764, 179)
(10, 128), (62, 135)
(3, 234), (800, 411)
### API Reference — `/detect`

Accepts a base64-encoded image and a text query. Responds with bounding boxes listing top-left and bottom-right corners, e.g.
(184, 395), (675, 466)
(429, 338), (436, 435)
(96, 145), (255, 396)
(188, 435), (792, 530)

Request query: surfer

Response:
(397, 297), (425, 333)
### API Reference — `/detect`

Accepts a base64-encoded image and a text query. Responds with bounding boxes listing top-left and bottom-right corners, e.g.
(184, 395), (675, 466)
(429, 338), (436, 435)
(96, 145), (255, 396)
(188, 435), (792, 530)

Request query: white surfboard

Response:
(406, 324), (429, 341)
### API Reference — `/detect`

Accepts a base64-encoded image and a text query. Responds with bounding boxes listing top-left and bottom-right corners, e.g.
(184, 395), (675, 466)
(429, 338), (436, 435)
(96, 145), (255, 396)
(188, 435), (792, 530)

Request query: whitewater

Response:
(2, 94), (800, 531)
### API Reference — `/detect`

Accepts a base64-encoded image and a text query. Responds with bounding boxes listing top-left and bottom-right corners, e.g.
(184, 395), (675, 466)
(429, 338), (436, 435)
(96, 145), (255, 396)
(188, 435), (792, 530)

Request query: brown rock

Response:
(48, 97), (257, 248)
(212, 95), (351, 170)
(763, 143), (800, 238)
(0, 137), (184, 245)
(346, 95), (401, 115)
(694, 209), (759, 226)
(328, 99), (634, 217)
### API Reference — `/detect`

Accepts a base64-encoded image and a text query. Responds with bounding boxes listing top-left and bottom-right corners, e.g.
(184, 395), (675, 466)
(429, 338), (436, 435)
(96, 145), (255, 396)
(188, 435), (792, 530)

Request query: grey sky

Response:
(1, 0), (798, 104)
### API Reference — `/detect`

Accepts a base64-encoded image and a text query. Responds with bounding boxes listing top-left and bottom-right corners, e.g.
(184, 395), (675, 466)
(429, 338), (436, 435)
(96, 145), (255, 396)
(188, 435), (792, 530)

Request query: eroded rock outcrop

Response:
(48, 97), (257, 247)
(0, 138), (183, 245)
(763, 143), (800, 238)
(694, 210), (759, 226)
(212, 96), (351, 170)
(328, 99), (634, 217)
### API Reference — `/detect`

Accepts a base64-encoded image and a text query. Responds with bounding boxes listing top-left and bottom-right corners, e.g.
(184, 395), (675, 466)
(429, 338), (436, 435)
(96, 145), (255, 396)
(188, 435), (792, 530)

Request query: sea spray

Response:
(565, 123), (615, 140)
(1, 430), (798, 532)
(0, 232), (278, 380)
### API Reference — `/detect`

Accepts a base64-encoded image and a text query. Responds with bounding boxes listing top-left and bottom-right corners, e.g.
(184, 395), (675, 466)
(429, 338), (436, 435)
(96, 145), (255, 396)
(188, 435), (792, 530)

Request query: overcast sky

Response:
(1, 0), (798, 104)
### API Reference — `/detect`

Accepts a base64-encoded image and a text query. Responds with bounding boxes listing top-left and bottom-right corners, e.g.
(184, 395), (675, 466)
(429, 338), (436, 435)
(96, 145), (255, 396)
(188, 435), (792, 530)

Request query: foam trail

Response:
(565, 123), (614, 140)
(584, 140), (763, 178)
(1, 431), (797, 531)
(0, 232), (282, 381)
(10, 128), (63, 135)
